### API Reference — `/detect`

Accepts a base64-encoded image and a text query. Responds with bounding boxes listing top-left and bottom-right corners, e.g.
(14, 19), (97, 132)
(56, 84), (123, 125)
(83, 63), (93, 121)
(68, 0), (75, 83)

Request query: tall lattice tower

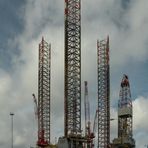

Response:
(97, 36), (110, 148)
(112, 75), (135, 147)
(64, 0), (81, 137)
(37, 37), (51, 147)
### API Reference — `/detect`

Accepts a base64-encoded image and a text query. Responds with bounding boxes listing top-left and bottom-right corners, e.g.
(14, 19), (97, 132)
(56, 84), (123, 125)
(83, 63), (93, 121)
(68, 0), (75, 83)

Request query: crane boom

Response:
(84, 81), (95, 148)
(93, 110), (98, 135)
(32, 94), (38, 119)
(92, 110), (98, 148)
(84, 81), (91, 136)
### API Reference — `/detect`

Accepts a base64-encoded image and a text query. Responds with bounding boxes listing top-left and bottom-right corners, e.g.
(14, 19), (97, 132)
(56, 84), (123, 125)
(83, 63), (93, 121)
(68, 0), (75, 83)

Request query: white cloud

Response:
(0, 70), (12, 95)
(133, 96), (148, 131)
(133, 96), (148, 147)
(14, 135), (25, 146)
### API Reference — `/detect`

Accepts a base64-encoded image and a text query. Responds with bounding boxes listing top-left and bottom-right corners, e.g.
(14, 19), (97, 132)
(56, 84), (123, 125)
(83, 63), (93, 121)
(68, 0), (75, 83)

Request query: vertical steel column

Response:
(84, 81), (90, 137)
(38, 37), (51, 146)
(97, 37), (110, 148)
(118, 75), (133, 139)
(64, 0), (81, 137)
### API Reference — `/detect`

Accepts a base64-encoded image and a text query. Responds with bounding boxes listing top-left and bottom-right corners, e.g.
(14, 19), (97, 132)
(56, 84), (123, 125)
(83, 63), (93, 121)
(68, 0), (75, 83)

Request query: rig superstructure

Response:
(31, 1), (137, 147)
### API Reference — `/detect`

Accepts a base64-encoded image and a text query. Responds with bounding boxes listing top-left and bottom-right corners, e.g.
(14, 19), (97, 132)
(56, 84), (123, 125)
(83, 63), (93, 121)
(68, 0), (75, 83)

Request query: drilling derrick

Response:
(112, 75), (135, 148)
(64, 0), (81, 137)
(37, 37), (51, 147)
(97, 36), (110, 148)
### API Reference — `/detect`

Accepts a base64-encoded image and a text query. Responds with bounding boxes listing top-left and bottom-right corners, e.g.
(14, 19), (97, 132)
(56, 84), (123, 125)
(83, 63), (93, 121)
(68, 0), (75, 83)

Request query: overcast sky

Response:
(0, 0), (148, 147)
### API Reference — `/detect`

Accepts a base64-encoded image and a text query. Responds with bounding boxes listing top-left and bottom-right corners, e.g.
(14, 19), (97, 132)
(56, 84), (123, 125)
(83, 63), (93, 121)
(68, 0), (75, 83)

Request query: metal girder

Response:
(64, 0), (81, 137)
(38, 37), (51, 146)
(97, 37), (110, 148)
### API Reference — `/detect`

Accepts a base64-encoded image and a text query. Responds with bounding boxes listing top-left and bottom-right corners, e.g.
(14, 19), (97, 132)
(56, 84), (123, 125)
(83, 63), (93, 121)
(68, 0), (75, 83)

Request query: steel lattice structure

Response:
(38, 37), (51, 147)
(64, 0), (81, 137)
(97, 37), (110, 148)
(118, 75), (133, 139)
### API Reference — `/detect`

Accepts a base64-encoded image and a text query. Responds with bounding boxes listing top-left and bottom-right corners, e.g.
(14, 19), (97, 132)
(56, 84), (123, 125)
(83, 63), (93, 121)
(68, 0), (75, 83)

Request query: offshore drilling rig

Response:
(32, 0), (136, 147)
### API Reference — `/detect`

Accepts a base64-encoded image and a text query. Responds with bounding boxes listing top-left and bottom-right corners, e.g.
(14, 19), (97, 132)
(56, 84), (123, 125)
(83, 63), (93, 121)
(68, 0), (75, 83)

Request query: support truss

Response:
(97, 37), (110, 148)
(64, 0), (81, 137)
(38, 37), (51, 146)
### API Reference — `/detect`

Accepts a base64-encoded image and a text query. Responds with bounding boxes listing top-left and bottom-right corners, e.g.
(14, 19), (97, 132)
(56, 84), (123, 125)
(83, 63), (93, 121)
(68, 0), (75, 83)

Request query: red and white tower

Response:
(37, 37), (51, 147)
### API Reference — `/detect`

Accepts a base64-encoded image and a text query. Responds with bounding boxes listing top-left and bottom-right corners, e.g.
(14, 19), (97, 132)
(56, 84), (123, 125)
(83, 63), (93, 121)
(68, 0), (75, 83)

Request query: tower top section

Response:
(119, 74), (132, 107)
(121, 74), (130, 87)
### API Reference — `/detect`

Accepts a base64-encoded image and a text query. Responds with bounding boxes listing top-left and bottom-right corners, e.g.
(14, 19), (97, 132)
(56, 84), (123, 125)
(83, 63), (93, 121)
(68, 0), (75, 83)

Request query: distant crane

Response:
(84, 81), (95, 148)
(32, 94), (38, 120)
(92, 110), (98, 148)
(84, 81), (90, 138)
(32, 93), (48, 147)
